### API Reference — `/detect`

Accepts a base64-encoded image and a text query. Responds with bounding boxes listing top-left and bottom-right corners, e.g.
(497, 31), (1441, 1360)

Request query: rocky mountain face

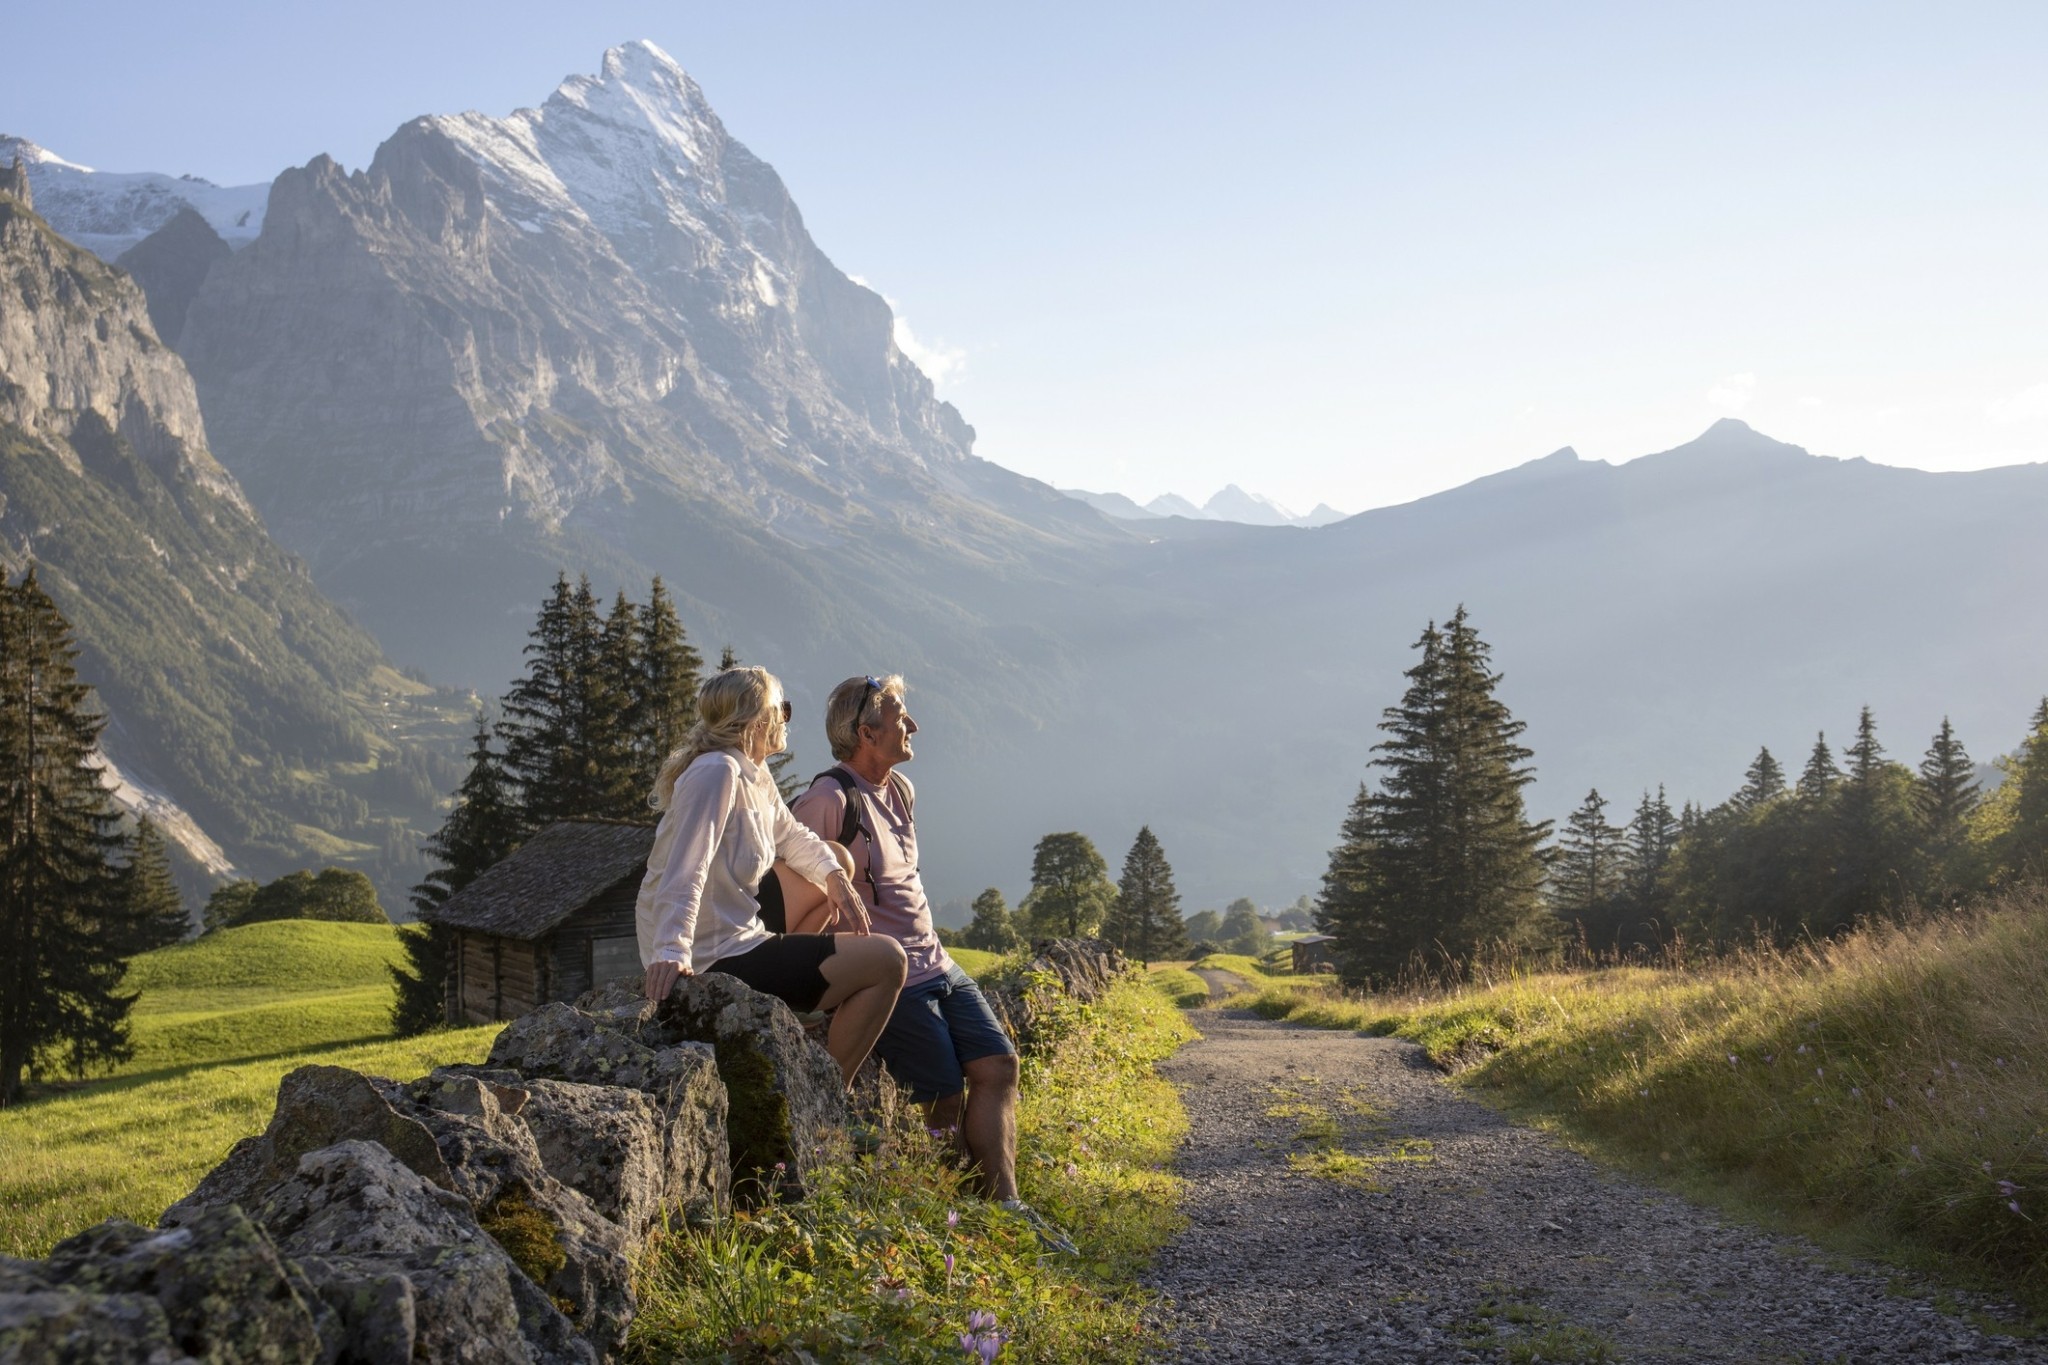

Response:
(0, 182), (462, 902)
(170, 42), (1114, 687)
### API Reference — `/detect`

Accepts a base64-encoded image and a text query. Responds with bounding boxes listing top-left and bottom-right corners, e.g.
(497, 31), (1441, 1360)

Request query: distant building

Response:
(433, 819), (655, 1025)
(1290, 933), (1338, 975)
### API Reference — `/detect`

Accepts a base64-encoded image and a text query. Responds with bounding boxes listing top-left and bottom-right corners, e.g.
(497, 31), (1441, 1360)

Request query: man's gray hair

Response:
(825, 674), (906, 760)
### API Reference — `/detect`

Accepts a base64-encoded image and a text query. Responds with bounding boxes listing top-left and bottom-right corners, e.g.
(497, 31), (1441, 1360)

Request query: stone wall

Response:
(0, 940), (1129, 1362)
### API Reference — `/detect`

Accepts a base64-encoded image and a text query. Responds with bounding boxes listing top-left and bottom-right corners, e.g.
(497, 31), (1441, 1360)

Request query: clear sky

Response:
(10, 1), (2045, 513)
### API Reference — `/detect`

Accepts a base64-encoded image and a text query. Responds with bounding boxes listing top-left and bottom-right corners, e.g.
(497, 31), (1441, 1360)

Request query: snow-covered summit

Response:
(0, 134), (269, 259)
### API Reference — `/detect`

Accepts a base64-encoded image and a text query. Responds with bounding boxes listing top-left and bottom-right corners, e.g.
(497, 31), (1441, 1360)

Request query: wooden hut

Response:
(434, 819), (656, 1025)
(1290, 933), (1338, 975)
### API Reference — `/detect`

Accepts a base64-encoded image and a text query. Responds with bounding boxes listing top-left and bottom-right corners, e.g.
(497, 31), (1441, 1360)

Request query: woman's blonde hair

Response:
(651, 666), (783, 810)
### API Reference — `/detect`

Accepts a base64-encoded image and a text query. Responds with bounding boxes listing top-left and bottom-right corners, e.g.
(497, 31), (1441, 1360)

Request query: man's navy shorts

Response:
(872, 964), (1016, 1103)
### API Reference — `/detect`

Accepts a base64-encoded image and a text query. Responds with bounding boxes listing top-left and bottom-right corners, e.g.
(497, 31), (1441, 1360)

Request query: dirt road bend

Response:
(1146, 1009), (2043, 1364)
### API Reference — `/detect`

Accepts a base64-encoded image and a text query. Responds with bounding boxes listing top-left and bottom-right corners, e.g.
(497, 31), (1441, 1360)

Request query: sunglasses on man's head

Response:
(853, 675), (882, 728)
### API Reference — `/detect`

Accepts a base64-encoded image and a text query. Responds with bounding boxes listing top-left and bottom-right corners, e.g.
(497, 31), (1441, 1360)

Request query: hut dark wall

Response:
(449, 873), (642, 1025)
(549, 879), (641, 1003)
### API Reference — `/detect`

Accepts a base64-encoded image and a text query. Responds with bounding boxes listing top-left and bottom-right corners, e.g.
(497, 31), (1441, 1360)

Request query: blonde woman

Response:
(637, 666), (908, 1087)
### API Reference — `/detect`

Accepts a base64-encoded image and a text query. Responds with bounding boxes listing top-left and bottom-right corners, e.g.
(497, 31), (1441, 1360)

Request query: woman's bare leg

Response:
(774, 845), (857, 934)
(815, 934), (907, 1086)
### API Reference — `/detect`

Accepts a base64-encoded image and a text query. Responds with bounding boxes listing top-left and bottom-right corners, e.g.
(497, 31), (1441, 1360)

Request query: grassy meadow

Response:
(0, 921), (495, 1256)
(1234, 888), (2048, 1313)
(632, 969), (1196, 1362)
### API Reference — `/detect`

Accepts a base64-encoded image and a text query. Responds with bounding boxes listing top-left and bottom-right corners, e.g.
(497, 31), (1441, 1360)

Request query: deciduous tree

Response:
(1020, 832), (1115, 938)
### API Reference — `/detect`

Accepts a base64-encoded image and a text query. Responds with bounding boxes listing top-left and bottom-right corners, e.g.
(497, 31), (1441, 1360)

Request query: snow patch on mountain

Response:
(1, 135), (269, 259)
(1064, 483), (1347, 527)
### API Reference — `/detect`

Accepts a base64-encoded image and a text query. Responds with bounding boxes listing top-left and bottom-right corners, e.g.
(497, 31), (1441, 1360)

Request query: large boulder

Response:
(482, 1004), (730, 1222)
(498, 976), (844, 1202)
(164, 1066), (631, 1361)
(635, 976), (848, 1199)
(0, 1205), (326, 1364)
(258, 1139), (591, 1365)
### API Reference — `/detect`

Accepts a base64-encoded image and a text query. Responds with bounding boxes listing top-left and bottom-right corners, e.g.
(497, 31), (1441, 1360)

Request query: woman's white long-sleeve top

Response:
(635, 749), (844, 973)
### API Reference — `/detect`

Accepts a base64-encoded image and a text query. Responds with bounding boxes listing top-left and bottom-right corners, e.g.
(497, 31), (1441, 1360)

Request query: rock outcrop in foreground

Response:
(0, 939), (1125, 1363)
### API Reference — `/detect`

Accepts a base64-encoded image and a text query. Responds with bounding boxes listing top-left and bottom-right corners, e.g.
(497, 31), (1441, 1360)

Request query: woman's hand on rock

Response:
(645, 959), (690, 1002)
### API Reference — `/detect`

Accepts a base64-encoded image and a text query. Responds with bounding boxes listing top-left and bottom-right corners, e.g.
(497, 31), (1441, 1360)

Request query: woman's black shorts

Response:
(706, 934), (837, 1013)
(756, 869), (787, 934)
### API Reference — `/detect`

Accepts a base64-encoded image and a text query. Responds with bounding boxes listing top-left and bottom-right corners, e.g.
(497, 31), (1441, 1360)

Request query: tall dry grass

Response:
(1246, 886), (2048, 1308)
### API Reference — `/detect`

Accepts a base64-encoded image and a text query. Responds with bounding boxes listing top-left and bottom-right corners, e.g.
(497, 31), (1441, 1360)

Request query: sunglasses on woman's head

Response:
(776, 699), (793, 723)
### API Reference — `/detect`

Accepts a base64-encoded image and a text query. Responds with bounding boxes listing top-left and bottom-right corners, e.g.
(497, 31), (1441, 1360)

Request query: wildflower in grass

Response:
(1638, 1088), (1649, 1098)
(945, 1253), (956, 1280)
(1885, 1096), (1897, 1110)
(1911, 1145), (1922, 1160)
(1851, 1087), (1863, 1098)
(959, 1309), (1006, 1362)
(1984, 1161), (1994, 1174)
(1925, 1087), (1938, 1102)
(1815, 1068), (1824, 1079)
(1996, 1057), (2008, 1068)
(947, 1208), (960, 1229)
(1065, 1162), (1079, 1179)
(1764, 1054), (1775, 1065)
(1729, 1054), (1740, 1067)
(1948, 1060), (1960, 1073)
(1797, 1043), (1808, 1055)
(1998, 1179), (2019, 1197)
(2011, 1201), (2026, 1218)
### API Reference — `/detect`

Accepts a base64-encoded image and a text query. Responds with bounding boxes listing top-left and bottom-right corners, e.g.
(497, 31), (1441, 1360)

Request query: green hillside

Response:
(0, 921), (494, 1256)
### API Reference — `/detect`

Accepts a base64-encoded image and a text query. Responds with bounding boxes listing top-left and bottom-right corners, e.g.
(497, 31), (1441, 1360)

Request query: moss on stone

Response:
(713, 1038), (790, 1205)
(477, 1185), (566, 1291)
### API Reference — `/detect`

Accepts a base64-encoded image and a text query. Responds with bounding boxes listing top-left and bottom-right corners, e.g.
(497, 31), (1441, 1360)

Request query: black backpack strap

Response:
(808, 767), (866, 847)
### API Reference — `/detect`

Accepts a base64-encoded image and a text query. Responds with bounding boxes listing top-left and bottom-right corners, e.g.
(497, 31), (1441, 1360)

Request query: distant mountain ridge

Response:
(13, 48), (2048, 912)
(1062, 483), (1348, 527)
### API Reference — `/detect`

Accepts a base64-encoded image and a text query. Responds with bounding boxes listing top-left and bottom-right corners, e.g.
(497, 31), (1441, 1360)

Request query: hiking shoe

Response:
(999, 1199), (1078, 1255)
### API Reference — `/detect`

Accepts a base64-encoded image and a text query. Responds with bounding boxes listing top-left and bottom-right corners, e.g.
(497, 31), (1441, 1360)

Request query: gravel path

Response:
(1146, 1008), (2045, 1364)
(1193, 968), (1251, 1002)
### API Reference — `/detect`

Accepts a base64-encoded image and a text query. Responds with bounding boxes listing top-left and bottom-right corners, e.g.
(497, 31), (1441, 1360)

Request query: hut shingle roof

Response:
(432, 819), (655, 939)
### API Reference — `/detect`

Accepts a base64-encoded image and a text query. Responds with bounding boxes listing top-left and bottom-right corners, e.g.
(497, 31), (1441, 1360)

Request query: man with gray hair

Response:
(793, 674), (1072, 1250)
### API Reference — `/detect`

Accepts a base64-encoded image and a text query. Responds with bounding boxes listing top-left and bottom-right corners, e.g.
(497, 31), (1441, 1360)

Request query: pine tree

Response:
(1732, 748), (1786, 810)
(636, 577), (703, 771)
(1997, 698), (2048, 879)
(1615, 786), (1679, 947)
(1915, 717), (1979, 865)
(392, 717), (521, 1034)
(962, 887), (1021, 952)
(0, 570), (136, 1104)
(1553, 788), (1626, 926)
(1107, 827), (1186, 963)
(1797, 733), (1839, 802)
(1019, 832), (1116, 938)
(115, 816), (189, 953)
(589, 590), (648, 818)
(1319, 609), (1550, 985)
(1827, 706), (1910, 930)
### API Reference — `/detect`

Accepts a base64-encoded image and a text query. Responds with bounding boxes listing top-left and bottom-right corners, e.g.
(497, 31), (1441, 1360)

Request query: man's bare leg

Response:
(923, 1054), (1019, 1200)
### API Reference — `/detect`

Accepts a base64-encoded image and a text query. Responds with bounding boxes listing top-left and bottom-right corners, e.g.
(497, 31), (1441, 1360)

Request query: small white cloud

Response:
(891, 313), (967, 389)
(1987, 382), (2048, 426)
(1707, 372), (1758, 411)
(1798, 394), (1826, 409)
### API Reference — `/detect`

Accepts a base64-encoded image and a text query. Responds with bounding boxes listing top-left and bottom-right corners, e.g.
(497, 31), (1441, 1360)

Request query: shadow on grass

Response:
(16, 1032), (400, 1108)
